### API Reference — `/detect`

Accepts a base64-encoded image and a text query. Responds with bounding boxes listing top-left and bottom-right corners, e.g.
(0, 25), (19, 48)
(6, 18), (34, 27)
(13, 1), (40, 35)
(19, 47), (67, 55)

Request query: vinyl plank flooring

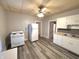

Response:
(26, 41), (39, 59)
(40, 38), (79, 59)
(43, 38), (79, 59)
(36, 42), (61, 59)
(18, 38), (79, 59)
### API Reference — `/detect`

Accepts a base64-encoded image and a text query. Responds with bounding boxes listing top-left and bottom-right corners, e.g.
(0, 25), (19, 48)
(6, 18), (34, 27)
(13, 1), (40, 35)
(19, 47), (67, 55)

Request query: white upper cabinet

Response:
(66, 16), (71, 25)
(57, 14), (79, 29)
(57, 17), (67, 28)
(69, 15), (79, 24)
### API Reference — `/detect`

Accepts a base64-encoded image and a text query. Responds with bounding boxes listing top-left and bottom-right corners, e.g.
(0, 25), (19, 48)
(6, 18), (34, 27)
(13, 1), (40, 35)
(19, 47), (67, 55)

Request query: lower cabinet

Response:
(53, 34), (63, 46)
(64, 37), (79, 55)
(53, 34), (79, 55)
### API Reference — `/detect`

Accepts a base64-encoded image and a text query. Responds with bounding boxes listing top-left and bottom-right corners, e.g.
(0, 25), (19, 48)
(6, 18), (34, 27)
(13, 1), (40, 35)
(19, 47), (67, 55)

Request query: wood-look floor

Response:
(18, 38), (79, 59)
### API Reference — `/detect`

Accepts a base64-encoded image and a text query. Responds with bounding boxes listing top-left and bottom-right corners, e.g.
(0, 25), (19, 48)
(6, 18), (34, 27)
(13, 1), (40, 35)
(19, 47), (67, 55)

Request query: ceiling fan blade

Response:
(22, 3), (39, 14)
(34, 0), (43, 6)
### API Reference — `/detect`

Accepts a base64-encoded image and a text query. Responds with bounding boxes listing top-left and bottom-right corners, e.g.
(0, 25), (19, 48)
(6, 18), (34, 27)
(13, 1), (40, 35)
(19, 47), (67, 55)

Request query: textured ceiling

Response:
(0, 0), (79, 16)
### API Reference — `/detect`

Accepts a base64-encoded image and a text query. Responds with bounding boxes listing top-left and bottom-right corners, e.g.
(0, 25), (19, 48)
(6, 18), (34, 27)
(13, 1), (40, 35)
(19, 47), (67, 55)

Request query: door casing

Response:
(49, 21), (56, 42)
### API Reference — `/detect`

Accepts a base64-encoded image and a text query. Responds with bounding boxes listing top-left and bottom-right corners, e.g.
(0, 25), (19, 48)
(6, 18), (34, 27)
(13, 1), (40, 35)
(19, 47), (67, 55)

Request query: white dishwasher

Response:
(11, 31), (25, 48)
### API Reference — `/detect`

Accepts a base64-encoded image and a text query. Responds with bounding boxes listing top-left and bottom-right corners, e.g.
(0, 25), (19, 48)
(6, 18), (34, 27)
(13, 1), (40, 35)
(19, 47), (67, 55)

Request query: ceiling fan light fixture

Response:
(37, 13), (44, 17)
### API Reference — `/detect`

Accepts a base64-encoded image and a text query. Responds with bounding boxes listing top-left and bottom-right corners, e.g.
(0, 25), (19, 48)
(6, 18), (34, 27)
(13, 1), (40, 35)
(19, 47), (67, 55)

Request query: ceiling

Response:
(0, 0), (79, 16)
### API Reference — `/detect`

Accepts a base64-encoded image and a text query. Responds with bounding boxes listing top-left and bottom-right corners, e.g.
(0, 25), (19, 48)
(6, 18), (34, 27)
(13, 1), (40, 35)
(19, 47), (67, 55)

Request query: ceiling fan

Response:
(38, 5), (46, 13)
(37, 5), (46, 17)
(26, 0), (59, 17)
(36, 4), (55, 17)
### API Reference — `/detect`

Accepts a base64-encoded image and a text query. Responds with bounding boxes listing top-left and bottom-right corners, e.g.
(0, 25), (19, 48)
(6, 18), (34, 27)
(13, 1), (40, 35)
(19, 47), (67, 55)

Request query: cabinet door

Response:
(53, 34), (63, 46)
(62, 36), (70, 49)
(66, 16), (71, 25)
(62, 36), (79, 55)
(67, 37), (79, 55)
(70, 15), (79, 24)
(57, 17), (67, 28)
(53, 34), (58, 44)
(67, 14), (79, 25)
(57, 35), (63, 46)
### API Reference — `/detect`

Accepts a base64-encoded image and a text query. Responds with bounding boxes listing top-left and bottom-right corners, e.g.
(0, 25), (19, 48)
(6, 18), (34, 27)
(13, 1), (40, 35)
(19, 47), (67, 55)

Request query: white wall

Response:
(0, 6), (7, 51)
(6, 12), (42, 40)
(42, 20), (49, 38)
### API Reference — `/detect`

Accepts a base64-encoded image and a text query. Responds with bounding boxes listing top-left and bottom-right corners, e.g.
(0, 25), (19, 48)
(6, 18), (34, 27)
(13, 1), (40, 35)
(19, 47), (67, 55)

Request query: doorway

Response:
(36, 22), (41, 38)
(49, 21), (56, 42)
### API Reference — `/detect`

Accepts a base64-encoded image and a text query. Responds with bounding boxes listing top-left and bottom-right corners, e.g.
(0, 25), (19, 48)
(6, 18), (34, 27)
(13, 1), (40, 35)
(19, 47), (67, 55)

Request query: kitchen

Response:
(53, 14), (79, 55)
(0, 0), (79, 59)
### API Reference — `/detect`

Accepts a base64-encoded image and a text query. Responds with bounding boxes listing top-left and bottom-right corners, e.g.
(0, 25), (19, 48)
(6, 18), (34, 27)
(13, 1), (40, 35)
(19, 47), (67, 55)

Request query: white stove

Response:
(11, 31), (25, 48)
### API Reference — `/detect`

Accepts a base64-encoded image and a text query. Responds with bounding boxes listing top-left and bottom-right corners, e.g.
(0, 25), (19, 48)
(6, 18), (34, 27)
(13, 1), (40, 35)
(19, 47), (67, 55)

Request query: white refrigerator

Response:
(0, 39), (2, 52)
(28, 23), (38, 42)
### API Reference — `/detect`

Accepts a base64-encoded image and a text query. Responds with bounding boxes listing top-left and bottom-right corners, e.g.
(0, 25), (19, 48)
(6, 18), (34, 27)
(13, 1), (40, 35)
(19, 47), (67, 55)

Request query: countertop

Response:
(0, 48), (17, 59)
(56, 32), (79, 39)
